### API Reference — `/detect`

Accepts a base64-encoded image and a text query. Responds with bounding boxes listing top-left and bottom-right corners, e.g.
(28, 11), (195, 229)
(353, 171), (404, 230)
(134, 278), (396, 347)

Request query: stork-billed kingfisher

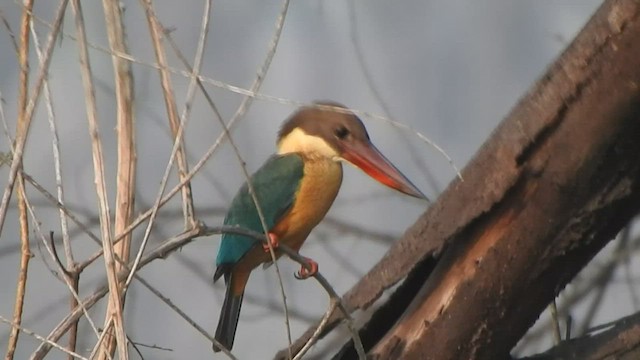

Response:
(212, 102), (426, 352)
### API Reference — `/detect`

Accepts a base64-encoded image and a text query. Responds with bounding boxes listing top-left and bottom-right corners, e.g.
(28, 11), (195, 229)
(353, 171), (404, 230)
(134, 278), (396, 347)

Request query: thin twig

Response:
(28, 10), (74, 269)
(99, 0), (136, 358)
(131, 271), (238, 360)
(0, 0), (68, 235)
(6, 176), (31, 360)
(122, 0), (213, 290)
(20, 181), (103, 343)
(88, 317), (112, 359)
(1, 315), (89, 360)
(29, 15), (80, 357)
(0, 92), (11, 149)
(49, 232), (71, 278)
(31, 225), (204, 359)
(5, 1), (34, 357)
(293, 300), (338, 360)
(69, 0), (125, 359)
(139, 0), (197, 228)
(23, 173), (102, 245)
(0, 8), (20, 52)
(76, 118), (225, 272)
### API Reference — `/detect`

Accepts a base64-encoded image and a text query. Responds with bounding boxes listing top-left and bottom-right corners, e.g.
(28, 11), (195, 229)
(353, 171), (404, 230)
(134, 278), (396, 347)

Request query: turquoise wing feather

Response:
(216, 154), (304, 268)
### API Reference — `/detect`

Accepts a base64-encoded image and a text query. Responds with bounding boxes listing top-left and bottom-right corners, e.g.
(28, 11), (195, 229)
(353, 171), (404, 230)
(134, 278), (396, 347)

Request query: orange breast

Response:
(272, 157), (343, 251)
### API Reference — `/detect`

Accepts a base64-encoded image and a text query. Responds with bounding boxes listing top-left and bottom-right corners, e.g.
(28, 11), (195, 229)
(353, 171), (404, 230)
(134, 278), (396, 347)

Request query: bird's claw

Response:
(294, 257), (318, 280)
(263, 233), (279, 253)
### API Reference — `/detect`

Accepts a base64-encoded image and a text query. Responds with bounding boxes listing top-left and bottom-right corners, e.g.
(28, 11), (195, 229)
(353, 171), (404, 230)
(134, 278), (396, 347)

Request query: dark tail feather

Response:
(212, 280), (244, 352)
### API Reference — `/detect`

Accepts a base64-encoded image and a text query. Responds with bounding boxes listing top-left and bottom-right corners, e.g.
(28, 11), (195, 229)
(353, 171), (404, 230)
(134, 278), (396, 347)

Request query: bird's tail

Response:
(212, 277), (244, 353)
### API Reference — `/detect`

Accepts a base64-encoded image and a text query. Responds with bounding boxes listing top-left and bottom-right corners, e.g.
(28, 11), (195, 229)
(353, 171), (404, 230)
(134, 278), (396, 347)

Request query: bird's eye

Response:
(334, 126), (350, 140)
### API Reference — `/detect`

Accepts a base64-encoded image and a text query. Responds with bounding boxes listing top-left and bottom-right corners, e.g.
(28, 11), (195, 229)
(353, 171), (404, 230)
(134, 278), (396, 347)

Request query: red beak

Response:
(341, 140), (428, 200)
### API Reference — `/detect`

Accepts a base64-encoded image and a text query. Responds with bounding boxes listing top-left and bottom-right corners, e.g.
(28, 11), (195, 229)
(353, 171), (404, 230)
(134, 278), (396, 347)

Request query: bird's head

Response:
(277, 102), (427, 200)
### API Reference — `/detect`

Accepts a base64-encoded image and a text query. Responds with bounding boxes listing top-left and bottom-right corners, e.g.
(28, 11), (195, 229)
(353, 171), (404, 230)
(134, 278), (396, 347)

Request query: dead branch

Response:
(4, 1), (34, 357)
(140, 0), (196, 228)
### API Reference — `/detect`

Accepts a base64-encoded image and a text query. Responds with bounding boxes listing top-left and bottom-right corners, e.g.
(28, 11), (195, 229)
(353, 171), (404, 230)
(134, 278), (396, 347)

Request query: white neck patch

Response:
(277, 128), (340, 160)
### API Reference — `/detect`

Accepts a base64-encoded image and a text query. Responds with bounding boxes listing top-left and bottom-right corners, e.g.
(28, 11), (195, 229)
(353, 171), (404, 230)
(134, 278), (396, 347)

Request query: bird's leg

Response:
(294, 257), (318, 280)
(262, 232), (279, 253)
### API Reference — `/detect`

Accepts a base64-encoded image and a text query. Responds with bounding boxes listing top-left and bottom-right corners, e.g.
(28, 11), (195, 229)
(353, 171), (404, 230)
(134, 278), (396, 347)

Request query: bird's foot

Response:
(294, 257), (318, 280)
(262, 233), (279, 253)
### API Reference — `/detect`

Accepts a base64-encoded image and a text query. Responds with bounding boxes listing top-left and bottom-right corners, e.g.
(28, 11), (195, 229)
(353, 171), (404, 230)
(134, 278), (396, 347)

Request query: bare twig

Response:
(28, 15), (80, 357)
(4, 2), (34, 357)
(0, 8), (20, 52)
(293, 300), (338, 360)
(122, 0), (213, 290)
(76, 120), (226, 272)
(20, 182), (102, 345)
(48, 232), (71, 277)
(131, 270), (238, 360)
(30, 225), (216, 359)
(6, 176), (31, 360)
(0, 0), (68, 235)
(1, 315), (89, 360)
(28, 9), (74, 270)
(69, 0), (125, 358)
(139, 0), (197, 228)
(98, 0), (136, 358)
(22, 173), (102, 245)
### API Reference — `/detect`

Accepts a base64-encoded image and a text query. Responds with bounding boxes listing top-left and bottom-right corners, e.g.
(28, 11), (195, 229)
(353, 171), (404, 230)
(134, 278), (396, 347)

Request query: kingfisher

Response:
(212, 102), (426, 352)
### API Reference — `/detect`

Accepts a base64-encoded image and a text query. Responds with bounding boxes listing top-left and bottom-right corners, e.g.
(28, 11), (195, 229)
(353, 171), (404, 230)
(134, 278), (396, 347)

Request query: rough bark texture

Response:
(278, 0), (640, 359)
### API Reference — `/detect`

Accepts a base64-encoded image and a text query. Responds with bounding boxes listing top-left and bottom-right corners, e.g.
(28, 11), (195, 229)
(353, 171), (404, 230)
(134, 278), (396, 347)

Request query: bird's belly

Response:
(273, 159), (343, 250)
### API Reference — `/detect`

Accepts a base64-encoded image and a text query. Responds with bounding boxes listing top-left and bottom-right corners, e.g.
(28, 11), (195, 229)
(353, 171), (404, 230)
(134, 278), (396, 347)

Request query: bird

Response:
(212, 101), (427, 352)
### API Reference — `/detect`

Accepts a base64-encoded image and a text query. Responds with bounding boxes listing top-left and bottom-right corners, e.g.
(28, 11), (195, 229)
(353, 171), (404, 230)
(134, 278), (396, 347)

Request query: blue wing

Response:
(215, 154), (304, 270)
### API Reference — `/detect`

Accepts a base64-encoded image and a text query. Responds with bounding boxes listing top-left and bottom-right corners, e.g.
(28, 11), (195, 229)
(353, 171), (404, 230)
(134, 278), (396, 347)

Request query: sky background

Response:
(3, 1), (636, 359)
